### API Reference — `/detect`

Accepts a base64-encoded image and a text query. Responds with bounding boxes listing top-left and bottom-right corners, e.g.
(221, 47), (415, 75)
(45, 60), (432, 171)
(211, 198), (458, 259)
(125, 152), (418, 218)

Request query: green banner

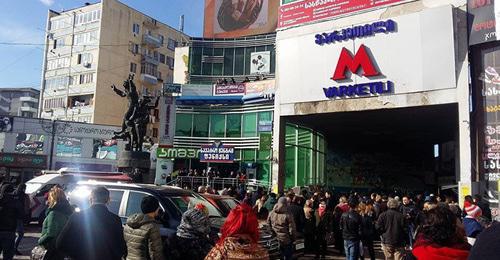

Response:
(282, 0), (301, 4)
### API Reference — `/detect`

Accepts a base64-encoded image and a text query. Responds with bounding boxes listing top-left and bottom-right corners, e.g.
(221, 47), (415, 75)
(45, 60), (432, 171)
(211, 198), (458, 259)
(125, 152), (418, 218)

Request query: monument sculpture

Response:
(111, 74), (158, 182)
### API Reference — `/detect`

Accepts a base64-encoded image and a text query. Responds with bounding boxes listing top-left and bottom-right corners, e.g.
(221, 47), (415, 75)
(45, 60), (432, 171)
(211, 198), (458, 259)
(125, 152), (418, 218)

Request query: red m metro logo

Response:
(332, 44), (380, 81)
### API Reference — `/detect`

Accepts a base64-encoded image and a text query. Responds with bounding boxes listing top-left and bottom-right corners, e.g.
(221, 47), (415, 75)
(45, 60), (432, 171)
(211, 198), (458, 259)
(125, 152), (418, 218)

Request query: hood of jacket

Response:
(413, 245), (469, 260)
(126, 213), (156, 229)
(49, 199), (74, 216)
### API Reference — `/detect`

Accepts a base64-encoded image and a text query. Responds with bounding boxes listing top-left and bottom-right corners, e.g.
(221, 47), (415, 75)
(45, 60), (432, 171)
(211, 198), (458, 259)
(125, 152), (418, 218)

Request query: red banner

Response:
(279, 0), (406, 28)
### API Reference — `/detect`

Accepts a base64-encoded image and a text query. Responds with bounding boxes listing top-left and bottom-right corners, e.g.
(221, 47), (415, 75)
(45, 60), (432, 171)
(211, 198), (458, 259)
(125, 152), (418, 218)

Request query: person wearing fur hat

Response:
(463, 196), (483, 245)
(166, 203), (214, 260)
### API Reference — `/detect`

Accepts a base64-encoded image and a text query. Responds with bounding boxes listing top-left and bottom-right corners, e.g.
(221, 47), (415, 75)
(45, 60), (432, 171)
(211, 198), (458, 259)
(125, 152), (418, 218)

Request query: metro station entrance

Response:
(283, 103), (459, 194)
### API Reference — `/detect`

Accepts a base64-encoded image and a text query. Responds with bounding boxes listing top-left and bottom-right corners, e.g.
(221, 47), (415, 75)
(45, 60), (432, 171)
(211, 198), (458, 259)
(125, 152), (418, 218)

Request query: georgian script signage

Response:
(156, 147), (200, 159)
(214, 84), (246, 95)
(199, 143), (235, 163)
(0, 153), (47, 168)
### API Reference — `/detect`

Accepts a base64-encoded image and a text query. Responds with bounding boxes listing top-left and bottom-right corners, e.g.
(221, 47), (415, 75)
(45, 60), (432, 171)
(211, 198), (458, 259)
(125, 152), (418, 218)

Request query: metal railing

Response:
(169, 176), (271, 191)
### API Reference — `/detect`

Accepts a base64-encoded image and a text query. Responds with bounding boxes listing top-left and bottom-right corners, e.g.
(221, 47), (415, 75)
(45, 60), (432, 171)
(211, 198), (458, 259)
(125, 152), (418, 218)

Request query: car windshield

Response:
(222, 198), (239, 210)
(25, 183), (43, 194)
(169, 194), (223, 218)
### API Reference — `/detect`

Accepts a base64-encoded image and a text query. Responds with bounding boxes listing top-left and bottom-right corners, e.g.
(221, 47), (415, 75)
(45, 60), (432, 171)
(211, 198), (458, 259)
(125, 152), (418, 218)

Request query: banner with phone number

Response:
(279, 0), (407, 28)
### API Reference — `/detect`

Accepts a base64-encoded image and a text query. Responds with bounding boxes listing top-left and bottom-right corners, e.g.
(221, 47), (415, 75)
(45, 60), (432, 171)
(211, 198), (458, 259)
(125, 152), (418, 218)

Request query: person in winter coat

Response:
(359, 201), (376, 260)
(303, 199), (315, 254)
(268, 197), (296, 260)
(376, 198), (406, 260)
(412, 206), (470, 260)
(205, 204), (269, 260)
(0, 184), (21, 260)
(167, 203), (213, 260)
(462, 198), (483, 245)
(341, 197), (362, 260)
(288, 196), (305, 233)
(263, 193), (277, 212)
(56, 186), (127, 260)
(314, 200), (332, 259)
(123, 196), (164, 260)
(13, 183), (30, 255)
(469, 222), (500, 260)
(38, 186), (73, 260)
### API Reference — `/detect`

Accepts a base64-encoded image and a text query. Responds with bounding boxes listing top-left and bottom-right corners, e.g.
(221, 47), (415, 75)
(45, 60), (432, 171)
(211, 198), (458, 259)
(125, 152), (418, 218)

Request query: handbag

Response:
(31, 245), (48, 260)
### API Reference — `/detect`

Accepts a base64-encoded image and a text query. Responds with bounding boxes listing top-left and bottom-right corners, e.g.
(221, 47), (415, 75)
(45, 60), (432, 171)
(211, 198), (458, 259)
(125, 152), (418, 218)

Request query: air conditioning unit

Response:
(83, 62), (91, 68)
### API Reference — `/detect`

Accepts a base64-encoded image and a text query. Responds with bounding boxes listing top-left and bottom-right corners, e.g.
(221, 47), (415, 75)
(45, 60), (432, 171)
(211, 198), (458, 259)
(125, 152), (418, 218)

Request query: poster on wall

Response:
(15, 134), (44, 154)
(92, 139), (118, 160)
(468, 0), (496, 45)
(250, 51), (270, 74)
(279, 0), (409, 28)
(204, 0), (279, 38)
(0, 116), (13, 132)
(478, 45), (500, 214)
(56, 137), (82, 157)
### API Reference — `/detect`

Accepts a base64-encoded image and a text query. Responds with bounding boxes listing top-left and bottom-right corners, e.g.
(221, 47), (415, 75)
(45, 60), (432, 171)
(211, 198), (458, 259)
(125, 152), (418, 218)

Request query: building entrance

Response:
(284, 103), (459, 194)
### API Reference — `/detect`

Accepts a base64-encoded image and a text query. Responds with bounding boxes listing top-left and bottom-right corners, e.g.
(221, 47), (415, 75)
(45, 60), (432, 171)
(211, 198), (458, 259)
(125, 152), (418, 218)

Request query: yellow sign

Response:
(459, 182), (472, 208)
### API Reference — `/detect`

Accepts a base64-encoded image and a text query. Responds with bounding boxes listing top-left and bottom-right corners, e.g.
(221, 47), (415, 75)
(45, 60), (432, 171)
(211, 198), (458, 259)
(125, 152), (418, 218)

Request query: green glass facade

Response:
(174, 110), (274, 183)
(284, 123), (326, 188)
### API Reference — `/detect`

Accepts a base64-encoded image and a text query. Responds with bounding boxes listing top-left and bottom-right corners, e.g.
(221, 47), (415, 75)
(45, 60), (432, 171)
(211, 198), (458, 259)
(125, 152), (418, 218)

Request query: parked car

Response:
(25, 169), (131, 224)
(201, 194), (280, 258)
(66, 181), (225, 238)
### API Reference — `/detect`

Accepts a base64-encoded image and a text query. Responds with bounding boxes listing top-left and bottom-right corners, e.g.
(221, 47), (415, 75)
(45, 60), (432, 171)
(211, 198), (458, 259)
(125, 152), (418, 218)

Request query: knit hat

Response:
(464, 201), (482, 218)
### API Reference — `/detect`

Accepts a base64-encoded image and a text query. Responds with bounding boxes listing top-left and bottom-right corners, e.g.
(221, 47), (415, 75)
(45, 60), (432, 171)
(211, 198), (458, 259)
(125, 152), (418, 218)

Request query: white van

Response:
(25, 168), (131, 224)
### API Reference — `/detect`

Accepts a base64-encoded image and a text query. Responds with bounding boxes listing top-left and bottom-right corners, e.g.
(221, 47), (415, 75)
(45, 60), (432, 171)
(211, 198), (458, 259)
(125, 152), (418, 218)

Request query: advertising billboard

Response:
(468, 0), (496, 45)
(250, 51), (271, 74)
(199, 142), (235, 163)
(279, 0), (410, 29)
(204, 0), (279, 38)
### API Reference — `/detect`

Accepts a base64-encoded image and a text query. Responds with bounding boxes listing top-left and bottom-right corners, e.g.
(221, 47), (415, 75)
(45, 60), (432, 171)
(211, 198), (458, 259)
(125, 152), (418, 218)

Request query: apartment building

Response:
(40, 0), (189, 141)
(0, 88), (39, 118)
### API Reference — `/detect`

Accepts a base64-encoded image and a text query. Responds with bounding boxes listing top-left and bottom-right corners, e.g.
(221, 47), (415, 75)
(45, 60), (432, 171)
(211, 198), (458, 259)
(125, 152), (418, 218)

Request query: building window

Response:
(167, 38), (177, 51)
(141, 62), (158, 77)
(130, 63), (137, 73)
(75, 10), (101, 25)
(46, 57), (70, 70)
(159, 53), (166, 64)
(132, 23), (140, 34)
(79, 73), (94, 84)
(53, 38), (65, 49)
(159, 35), (164, 45)
(193, 114), (209, 137)
(45, 76), (69, 89)
(152, 128), (158, 138)
(175, 114), (193, 137)
(166, 56), (174, 69)
(44, 97), (66, 109)
(226, 114), (242, 137)
(50, 17), (71, 31)
(242, 113), (257, 137)
(73, 31), (98, 45)
(210, 114), (225, 137)
(130, 43), (139, 54)
(77, 53), (93, 65)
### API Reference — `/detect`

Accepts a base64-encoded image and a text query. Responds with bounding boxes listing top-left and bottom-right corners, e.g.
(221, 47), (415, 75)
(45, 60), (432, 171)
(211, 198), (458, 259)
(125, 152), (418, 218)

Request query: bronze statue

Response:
(111, 74), (158, 152)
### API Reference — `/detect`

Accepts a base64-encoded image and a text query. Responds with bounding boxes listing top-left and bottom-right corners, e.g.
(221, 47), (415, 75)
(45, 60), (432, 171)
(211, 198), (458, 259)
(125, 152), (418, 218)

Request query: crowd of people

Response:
(1, 180), (500, 260)
(175, 168), (247, 181)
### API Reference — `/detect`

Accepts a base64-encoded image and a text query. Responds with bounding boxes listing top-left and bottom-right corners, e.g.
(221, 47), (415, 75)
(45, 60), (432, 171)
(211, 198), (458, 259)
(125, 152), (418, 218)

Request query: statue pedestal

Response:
(118, 151), (151, 183)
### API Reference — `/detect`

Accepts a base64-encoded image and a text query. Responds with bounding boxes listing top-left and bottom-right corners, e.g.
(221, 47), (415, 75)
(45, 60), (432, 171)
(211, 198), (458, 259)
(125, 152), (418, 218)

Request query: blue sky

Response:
(0, 0), (204, 89)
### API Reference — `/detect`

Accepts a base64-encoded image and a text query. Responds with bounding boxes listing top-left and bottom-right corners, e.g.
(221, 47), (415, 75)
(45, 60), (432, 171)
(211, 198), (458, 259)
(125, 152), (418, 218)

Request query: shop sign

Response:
(245, 80), (275, 95)
(157, 147), (200, 159)
(214, 83), (246, 95)
(199, 143), (235, 163)
(163, 83), (182, 94)
(315, 20), (396, 45)
(258, 120), (273, 132)
(279, 0), (408, 28)
(468, 0), (496, 45)
(323, 44), (393, 99)
(0, 153), (47, 168)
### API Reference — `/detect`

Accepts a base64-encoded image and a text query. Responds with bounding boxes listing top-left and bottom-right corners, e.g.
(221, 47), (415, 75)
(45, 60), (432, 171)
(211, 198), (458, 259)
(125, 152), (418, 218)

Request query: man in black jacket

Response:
(0, 184), (20, 260)
(376, 198), (407, 260)
(56, 186), (127, 260)
(341, 197), (362, 260)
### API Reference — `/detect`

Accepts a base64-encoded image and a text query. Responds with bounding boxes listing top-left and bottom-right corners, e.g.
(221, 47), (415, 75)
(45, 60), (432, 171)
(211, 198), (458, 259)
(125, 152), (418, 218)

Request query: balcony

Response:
(141, 73), (158, 85)
(142, 34), (162, 48)
(142, 54), (159, 66)
(20, 96), (39, 103)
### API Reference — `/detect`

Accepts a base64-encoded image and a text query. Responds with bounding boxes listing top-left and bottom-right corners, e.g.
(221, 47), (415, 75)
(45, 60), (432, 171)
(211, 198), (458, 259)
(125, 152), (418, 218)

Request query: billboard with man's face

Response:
(204, 0), (278, 38)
